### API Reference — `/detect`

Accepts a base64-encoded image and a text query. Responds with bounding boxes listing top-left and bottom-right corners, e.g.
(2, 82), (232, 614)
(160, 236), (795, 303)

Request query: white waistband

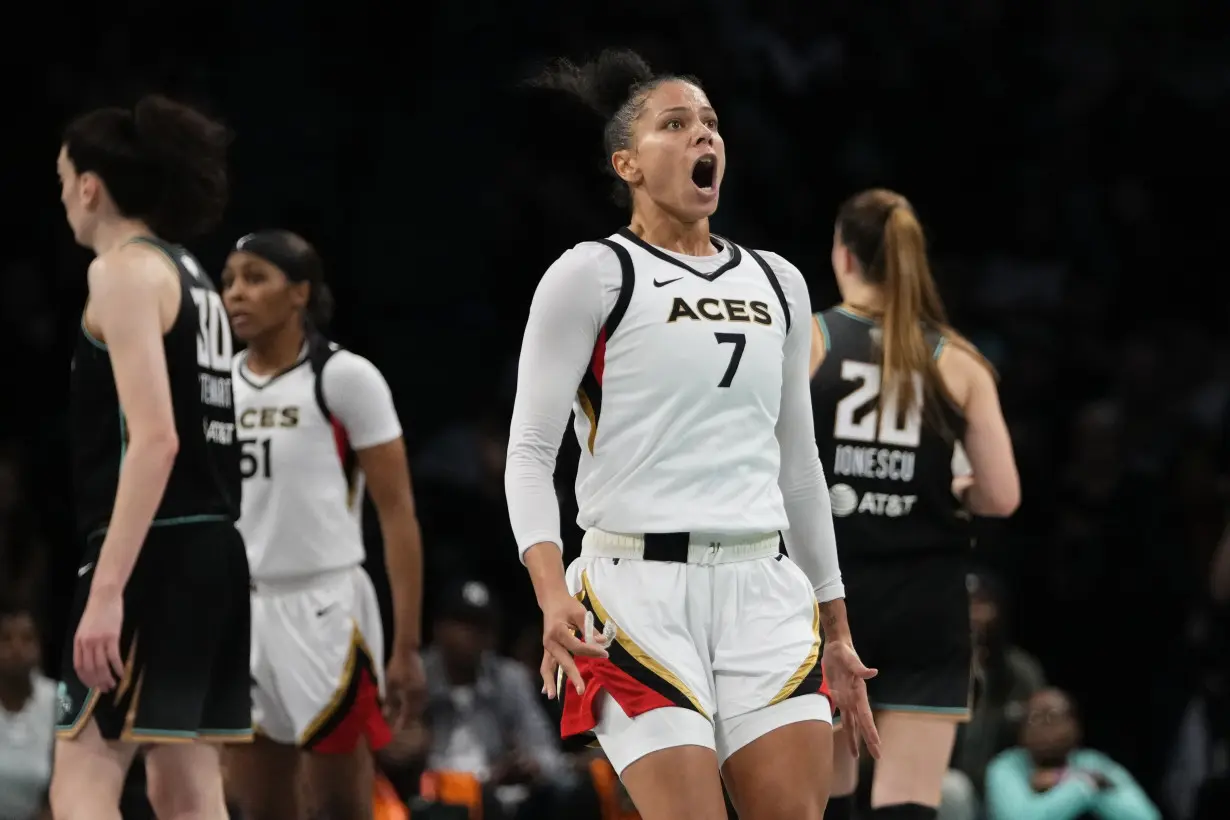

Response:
(581, 528), (781, 565)
(250, 565), (354, 595)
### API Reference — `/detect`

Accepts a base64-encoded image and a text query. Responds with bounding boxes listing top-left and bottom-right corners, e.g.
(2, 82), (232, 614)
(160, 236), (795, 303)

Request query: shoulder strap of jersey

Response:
(931, 333), (947, 360)
(592, 238), (635, 337)
(307, 332), (343, 420)
(919, 322), (947, 359)
(744, 248), (792, 333)
(813, 310), (831, 353)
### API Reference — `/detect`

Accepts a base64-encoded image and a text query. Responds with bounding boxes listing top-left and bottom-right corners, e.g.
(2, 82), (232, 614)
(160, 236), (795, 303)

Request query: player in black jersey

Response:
(51, 95), (249, 820)
(812, 189), (1019, 820)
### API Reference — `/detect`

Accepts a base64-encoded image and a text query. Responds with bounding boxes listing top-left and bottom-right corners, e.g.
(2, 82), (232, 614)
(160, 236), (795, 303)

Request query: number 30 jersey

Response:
(508, 228), (819, 552)
(71, 237), (239, 538)
(232, 336), (402, 581)
(811, 305), (969, 560)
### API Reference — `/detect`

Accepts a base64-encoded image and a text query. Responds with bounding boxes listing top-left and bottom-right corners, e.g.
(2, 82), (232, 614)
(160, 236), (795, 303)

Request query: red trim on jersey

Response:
(309, 667), (393, 754)
(560, 654), (678, 738)
(590, 328), (608, 386)
(330, 416), (349, 464)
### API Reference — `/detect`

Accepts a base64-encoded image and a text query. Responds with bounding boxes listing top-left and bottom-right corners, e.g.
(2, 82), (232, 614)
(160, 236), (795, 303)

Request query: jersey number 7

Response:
(715, 332), (746, 388)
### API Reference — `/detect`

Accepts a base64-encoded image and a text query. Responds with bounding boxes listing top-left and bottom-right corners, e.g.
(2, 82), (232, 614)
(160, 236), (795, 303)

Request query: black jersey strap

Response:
(306, 332), (343, 420)
(593, 238), (635, 338)
(744, 248), (791, 333)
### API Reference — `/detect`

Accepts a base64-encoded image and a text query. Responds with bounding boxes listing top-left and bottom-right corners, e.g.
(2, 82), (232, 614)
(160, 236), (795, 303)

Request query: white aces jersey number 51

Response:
(232, 339), (403, 581)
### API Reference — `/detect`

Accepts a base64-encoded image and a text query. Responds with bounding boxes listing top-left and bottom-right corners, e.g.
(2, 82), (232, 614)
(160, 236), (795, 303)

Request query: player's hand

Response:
(74, 587), (125, 692)
(539, 592), (608, 700)
(952, 473), (975, 500)
(822, 639), (881, 759)
(383, 646), (426, 732)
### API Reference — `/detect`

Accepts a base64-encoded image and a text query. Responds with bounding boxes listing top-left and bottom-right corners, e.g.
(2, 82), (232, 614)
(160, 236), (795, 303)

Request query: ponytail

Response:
(880, 206), (939, 423)
(838, 189), (994, 436)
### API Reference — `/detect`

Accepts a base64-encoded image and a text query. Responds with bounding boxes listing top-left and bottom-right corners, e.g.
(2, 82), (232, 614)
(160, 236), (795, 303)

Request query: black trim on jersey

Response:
(305, 333), (362, 501)
(593, 238), (635, 338)
(745, 248), (792, 334)
(575, 239), (637, 454)
(616, 227), (742, 282)
(307, 333), (343, 420)
(235, 353), (312, 391)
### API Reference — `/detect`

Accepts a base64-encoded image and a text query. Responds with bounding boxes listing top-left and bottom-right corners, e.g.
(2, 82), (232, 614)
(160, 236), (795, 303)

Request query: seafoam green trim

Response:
(86, 514), (232, 543)
(814, 312), (831, 352)
(81, 320), (106, 350)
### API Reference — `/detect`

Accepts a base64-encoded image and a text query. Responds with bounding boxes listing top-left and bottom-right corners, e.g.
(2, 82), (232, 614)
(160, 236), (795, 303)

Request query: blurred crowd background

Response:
(3, 0), (1230, 818)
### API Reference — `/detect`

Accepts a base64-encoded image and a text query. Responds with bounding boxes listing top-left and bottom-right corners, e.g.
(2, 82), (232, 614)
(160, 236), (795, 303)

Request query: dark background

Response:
(4, 0), (1230, 815)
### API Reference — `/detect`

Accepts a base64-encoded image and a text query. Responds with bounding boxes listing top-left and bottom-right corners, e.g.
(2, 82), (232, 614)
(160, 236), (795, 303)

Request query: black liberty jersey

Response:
(71, 237), (239, 537)
(811, 305), (968, 560)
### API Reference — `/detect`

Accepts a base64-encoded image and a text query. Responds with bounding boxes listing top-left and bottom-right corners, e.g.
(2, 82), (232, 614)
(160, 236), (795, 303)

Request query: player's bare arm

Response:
(85, 245), (182, 595)
(74, 245), (181, 691)
(358, 435), (426, 722)
(938, 344), (1019, 516)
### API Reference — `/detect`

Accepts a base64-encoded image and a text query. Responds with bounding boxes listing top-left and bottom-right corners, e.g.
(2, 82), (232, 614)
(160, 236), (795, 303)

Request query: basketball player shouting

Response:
(506, 49), (880, 820)
(52, 96), (249, 819)
(811, 189), (1019, 820)
(219, 231), (426, 820)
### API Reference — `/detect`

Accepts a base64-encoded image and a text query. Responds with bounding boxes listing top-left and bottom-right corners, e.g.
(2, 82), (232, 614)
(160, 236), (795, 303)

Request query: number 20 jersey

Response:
(231, 338), (367, 581)
(70, 237), (239, 538)
(810, 305), (968, 560)
(566, 228), (798, 536)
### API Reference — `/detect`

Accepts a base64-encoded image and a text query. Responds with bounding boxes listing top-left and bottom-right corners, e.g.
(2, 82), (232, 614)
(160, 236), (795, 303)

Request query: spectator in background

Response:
(390, 579), (584, 819)
(985, 688), (1160, 820)
(0, 599), (56, 820)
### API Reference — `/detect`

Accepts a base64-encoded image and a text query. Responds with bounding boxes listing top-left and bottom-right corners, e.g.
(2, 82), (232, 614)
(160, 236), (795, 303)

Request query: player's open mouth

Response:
(691, 155), (717, 191)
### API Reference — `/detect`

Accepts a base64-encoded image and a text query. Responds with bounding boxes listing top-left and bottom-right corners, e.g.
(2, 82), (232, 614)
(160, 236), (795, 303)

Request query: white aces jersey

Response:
(508, 228), (824, 545)
(233, 337), (403, 580)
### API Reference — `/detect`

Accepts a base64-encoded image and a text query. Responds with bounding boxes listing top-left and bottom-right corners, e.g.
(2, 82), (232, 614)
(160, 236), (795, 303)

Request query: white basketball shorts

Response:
(560, 530), (832, 775)
(250, 565), (392, 753)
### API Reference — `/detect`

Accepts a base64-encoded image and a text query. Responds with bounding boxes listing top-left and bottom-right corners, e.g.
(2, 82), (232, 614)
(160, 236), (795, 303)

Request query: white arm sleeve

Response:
(505, 244), (615, 561)
(763, 252), (845, 602)
(320, 351), (403, 450)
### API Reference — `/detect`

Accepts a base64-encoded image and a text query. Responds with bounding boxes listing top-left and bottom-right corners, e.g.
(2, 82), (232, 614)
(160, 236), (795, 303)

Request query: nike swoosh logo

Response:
(78, 562), (94, 577)
(653, 277), (683, 288)
(316, 604), (336, 617)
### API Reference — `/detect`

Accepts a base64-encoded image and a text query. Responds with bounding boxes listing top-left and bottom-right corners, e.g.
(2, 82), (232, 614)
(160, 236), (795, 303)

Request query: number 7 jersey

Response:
(540, 229), (800, 537)
(810, 305), (969, 560)
(232, 336), (403, 580)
